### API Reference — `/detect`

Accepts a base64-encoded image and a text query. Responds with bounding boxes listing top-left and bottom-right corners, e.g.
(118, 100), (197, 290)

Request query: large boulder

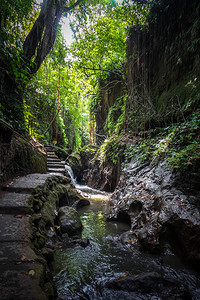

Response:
(58, 206), (82, 236)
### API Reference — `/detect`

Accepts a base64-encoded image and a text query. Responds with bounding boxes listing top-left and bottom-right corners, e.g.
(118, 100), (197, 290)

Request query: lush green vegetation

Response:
(1, 0), (199, 175)
(125, 109), (200, 172)
(0, 0), (150, 151)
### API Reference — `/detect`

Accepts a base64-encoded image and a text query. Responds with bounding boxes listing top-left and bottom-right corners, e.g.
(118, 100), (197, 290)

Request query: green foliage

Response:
(125, 110), (200, 172)
(105, 95), (126, 135)
(0, 0), (34, 23)
(168, 141), (200, 171)
(69, 1), (151, 79)
(23, 28), (92, 149)
(98, 135), (126, 165)
(0, 0), (37, 81)
(0, 0), (153, 149)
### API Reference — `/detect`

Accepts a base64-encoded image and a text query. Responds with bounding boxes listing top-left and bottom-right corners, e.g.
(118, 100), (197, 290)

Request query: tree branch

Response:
(78, 65), (123, 76)
(62, 0), (82, 13)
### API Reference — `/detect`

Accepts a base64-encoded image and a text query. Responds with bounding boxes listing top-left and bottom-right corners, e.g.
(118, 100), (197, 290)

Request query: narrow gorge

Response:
(0, 0), (200, 299)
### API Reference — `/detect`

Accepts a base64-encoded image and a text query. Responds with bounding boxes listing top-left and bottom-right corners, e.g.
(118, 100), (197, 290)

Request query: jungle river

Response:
(52, 178), (200, 300)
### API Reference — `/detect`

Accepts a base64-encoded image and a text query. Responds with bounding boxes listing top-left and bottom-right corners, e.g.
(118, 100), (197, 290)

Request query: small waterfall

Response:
(65, 164), (77, 186)
(65, 164), (108, 195)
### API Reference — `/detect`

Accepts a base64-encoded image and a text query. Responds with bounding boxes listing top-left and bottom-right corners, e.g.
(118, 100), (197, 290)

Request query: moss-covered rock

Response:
(53, 145), (71, 160)
(29, 175), (84, 251)
(2, 134), (46, 185)
(58, 206), (82, 236)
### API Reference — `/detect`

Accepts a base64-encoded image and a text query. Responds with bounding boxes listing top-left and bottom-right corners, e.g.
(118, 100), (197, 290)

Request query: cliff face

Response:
(95, 73), (125, 146)
(127, 0), (200, 130)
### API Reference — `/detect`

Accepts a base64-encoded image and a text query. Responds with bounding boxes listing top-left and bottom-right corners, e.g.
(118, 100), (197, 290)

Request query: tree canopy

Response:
(0, 0), (151, 148)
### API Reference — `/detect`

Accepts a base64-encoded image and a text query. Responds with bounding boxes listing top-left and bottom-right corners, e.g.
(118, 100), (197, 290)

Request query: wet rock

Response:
(73, 199), (90, 209)
(120, 231), (141, 250)
(59, 184), (84, 207)
(129, 199), (143, 216)
(44, 229), (59, 250)
(58, 206), (82, 236)
(41, 247), (54, 261)
(80, 238), (90, 248)
(107, 209), (131, 225)
(105, 272), (192, 299)
(109, 159), (200, 264)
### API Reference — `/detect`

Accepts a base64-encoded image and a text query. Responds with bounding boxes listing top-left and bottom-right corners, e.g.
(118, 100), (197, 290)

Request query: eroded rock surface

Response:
(108, 159), (200, 265)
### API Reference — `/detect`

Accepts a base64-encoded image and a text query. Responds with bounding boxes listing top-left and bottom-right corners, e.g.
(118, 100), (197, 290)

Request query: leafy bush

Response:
(124, 110), (200, 172)
(98, 135), (126, 165)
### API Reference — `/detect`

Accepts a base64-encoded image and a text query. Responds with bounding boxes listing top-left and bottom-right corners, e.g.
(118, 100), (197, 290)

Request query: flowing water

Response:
(53, 166), (200, 299)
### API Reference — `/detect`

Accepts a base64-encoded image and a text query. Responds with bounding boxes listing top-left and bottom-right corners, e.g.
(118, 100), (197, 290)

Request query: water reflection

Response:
(53, 195), (200, 299)
(53, 195), (132, 298)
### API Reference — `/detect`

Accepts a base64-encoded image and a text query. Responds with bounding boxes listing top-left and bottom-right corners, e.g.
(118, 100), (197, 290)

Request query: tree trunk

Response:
(23, 0), (81, 74)
(23, 0), (62, 73)
(0, 0), (81, 130)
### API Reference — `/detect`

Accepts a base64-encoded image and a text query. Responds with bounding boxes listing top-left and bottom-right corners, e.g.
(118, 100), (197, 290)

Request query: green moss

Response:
(125, 109), (200, 173)
(155, 73), (200, 120)
(53, 145), (70, 159)
(97, 135), (126, 166)
(67, 153), (82, 167)
(4, 135), (46, 182)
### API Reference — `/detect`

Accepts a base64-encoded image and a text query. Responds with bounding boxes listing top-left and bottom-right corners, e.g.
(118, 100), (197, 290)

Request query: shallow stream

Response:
(53, 186), (200, 300)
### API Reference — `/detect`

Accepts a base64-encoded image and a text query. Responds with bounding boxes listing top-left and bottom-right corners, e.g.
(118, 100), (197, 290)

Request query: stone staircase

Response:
(45, 145), (66, 176)
(0, 173), (55, 300)
(0, 146), (67, 299)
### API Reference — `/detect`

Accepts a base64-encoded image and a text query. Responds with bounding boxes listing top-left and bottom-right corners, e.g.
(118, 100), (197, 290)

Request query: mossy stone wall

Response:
(0, 126), (46, 186)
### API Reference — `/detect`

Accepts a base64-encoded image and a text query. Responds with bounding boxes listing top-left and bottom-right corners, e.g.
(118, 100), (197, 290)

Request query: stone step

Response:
(0, 214), (32, 242)
(47, 154), (58, 158)
(47, 163), (65, 168)
(47, 167), (66, 173)
(44, 145), (53, 150)
(2, 173), (53, 193)
(0, 192), (32, 214)
(0, 242), (47, 300)
(46, 151), (54, 154)
(47, 172), (65, 177)
(47, 157), (60, 162)
(47, 162), (65, 167)
(0, 171), (54, 300)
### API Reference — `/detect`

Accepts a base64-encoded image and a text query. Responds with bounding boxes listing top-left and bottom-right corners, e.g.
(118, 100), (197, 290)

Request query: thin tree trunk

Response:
(56, 68), (60, 142)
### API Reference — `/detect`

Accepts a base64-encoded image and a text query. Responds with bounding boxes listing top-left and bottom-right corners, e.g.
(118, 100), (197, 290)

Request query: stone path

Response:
(0, 146), (66, 299)
(45, 145), (66, 176)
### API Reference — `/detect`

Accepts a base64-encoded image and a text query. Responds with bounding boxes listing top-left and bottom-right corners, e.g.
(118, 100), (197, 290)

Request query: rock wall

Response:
(0, 120), (46, 186)
(95, 73), (125, 146)
(127, 0), (200, 129)
(108, 158), (200, 266)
